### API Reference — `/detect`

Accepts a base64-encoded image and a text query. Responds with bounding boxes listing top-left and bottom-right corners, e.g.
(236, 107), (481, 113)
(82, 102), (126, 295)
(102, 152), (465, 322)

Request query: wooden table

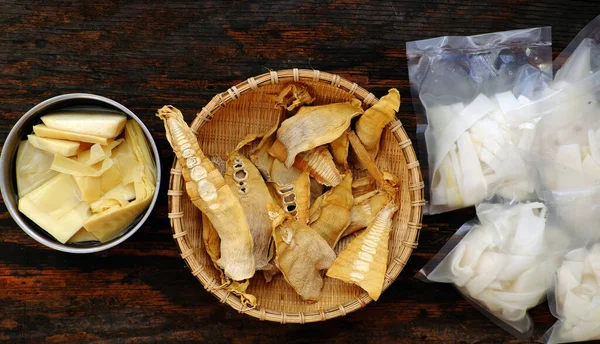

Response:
(0, 1), (598, 342)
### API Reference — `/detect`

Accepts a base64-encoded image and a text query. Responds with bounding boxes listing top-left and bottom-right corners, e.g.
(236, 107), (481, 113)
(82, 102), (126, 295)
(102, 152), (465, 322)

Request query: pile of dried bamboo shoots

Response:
(158, 84), (401, 307)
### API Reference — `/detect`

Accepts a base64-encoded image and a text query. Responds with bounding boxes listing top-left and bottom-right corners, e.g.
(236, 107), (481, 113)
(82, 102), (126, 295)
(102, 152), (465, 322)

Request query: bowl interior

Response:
(170, 81), (415, 316)
(1, 94), (161, 253)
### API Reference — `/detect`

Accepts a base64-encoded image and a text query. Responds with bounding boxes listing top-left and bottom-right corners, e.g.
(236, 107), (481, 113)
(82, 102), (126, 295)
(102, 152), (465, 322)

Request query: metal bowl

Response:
(0, 93), (161, 253)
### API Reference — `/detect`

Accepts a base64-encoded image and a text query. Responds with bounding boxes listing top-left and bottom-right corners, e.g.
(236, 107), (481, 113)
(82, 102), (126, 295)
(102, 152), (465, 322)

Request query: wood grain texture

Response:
(0, 0), (599, 342)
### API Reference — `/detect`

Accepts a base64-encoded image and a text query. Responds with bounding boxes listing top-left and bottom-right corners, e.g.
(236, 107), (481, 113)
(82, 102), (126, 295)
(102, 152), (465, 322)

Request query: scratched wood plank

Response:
(1, 0), (600, 343)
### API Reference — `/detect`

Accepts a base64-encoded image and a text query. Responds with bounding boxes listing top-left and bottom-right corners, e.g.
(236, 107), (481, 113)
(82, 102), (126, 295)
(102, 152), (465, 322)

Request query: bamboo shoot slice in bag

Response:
(456, 131), (487, 205)
(545, 243), (600, 344)
(417, 202), (551, 337)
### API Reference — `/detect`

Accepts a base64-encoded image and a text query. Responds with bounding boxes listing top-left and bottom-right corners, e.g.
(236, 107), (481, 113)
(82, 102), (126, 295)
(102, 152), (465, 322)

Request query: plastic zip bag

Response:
(521, 152), (600, 343)
(417, 201), (552, 338)
(407, 27), (552, 214)
(505, 72), (600, 192)
(553, 14), (600, 87)
(544, 242), (600, 343)
(518, 150), (600, 247)
(541, 18), (600, 342)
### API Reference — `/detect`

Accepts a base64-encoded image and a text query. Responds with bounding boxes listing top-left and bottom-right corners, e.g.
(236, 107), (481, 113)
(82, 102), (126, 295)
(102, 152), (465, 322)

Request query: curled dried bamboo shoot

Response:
(274, 100), (363, 167)
(269, 204), (336, 301)
(309, 172), (353, 248)
(356, 88), (400, 158)
(269, 83), (315, 111)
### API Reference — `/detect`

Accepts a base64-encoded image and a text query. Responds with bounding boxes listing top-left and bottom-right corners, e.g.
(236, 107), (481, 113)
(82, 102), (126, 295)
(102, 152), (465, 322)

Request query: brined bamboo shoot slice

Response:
(20, 200), (91, 244)
(76, 139), (124, 166)
(74, 165), (123, 203)
(15, 140), (58, 198)
(326, 202), (398, 300)
(273, 99), (363, 167)
(41, 112), (127, 139)
(67, 228), (99, 243)
(83, 120), (155, 243)
(294, 146), (343, 187)
(89, 183), (136, 213)
(309, 172), (353, 248)
(225, 151), (275, 270)
(33, 124), (112, 145)
(157, 105), (255, 281)
(51, 154), (114, 177)
(112, 136), (144, 185)
(356, 88), (400, 158)
(83, 181), (153, 242)
(269, 204), (336, 302)
(17, 173), (90, 243)
(77, 144), (107, 166)
(267, 139), (288, 163)
(18, 173), (83, 219)
(125, 120), (156, 183)
(28, 134), (83, 157)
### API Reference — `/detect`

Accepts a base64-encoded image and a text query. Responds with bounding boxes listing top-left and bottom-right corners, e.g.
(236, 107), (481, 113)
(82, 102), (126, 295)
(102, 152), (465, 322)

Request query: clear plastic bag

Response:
(521, 153), (600, 343)
(417, 201), (552, 338)
(553, 14), (600, 87)
(541, 18), (600, 342)
(502, 71), (600, 198)
(407, 27), (552, 214)
(520, 151), (600, 247)
(544, 242), (600, 343)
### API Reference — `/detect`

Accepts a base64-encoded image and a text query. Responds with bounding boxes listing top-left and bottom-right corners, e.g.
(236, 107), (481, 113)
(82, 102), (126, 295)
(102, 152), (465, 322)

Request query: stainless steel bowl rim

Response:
(0, 93), (161, 253)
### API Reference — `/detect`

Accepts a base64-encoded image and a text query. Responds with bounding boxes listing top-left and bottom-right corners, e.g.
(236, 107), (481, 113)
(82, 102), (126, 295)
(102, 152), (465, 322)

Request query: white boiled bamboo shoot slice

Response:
(456, 132), (487, 205)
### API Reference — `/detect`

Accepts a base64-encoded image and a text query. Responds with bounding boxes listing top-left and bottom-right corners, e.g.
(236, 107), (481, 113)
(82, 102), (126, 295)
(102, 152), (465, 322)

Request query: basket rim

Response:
(168, 68), (425, 323)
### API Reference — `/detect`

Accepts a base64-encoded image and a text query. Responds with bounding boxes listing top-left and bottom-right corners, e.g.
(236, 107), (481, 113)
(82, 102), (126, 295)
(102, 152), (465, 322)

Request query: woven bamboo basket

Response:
(168, 69), (424, 323)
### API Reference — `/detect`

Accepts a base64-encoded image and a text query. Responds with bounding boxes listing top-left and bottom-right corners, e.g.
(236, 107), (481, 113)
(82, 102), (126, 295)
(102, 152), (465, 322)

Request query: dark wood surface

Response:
(0, 1), (598, 343)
